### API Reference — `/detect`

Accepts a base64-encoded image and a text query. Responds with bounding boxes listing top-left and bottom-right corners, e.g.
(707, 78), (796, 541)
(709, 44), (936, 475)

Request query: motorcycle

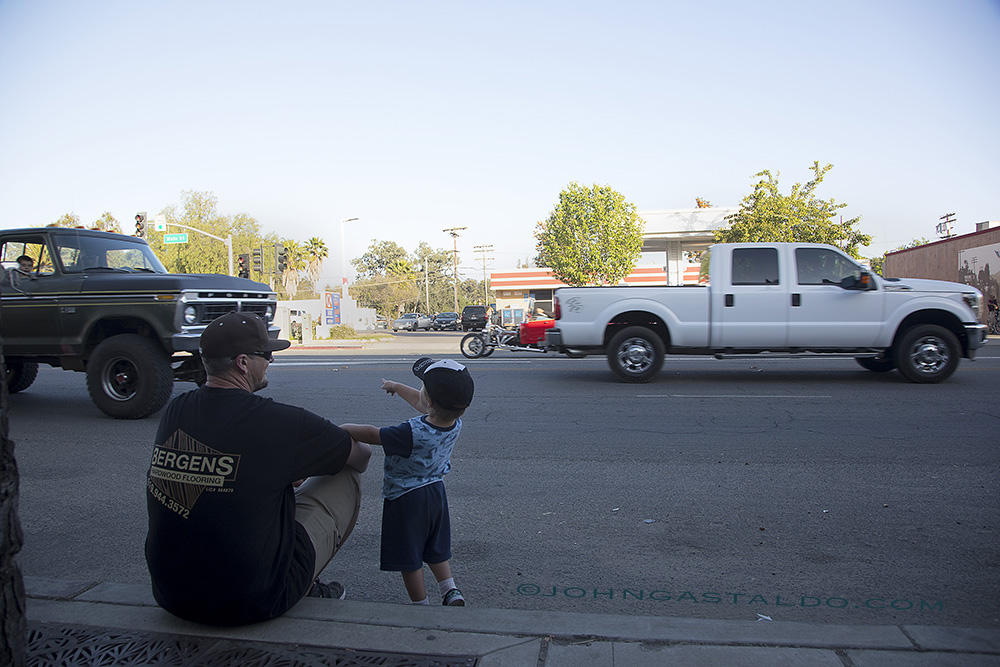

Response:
(460, 319), (587, 359)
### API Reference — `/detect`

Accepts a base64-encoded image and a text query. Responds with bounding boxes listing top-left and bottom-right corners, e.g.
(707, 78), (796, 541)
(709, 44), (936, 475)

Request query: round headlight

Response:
(265, 304), (275, 320)
(183, 305), (198, 324)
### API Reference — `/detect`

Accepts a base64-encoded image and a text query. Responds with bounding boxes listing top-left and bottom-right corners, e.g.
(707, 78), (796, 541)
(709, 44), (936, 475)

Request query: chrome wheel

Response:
(893, 324), (959, 384)
(607, 326), (665, 383)
(907, 335), (950, 375)
(460, 333), (487, 359)
(617, 337), (655, 374)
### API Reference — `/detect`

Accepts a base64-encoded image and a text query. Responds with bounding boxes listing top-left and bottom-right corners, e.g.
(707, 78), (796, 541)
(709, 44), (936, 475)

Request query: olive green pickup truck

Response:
(0, 227), (280, 419)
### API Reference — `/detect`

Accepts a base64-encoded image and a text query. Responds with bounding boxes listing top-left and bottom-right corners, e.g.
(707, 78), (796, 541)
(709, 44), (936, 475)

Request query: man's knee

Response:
(295, 468), (362, 575)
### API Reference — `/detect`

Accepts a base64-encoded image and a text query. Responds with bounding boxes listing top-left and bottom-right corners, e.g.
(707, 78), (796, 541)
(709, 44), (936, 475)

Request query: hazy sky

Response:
(1, 1), (997, 283)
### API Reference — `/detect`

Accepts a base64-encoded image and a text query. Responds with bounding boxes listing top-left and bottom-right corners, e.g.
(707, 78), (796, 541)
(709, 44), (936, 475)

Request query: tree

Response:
(351, 240), (425, 315)
(350, 274), (421, 318)
(147, 191), (238, 275)
(534, 182), (645, 286)
(47, 212), (81, 228)
(91, 211), (121, 233)
(716, 162), (871, 258)
(352, 240), (413, 279)
(348, 240), (480, 315)
(304, 237), (328, 286)
(413, 242), (455, 313)
(870, 237), (931, 275)
(280, 240), (305, 298)
(145, 191), (268, 281)
(695, 197), (712, 208)
(0, 349), (26, 665)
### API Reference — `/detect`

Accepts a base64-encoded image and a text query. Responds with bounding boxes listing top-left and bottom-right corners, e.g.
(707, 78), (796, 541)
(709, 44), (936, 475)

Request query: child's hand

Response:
(381, 379), (397, 395)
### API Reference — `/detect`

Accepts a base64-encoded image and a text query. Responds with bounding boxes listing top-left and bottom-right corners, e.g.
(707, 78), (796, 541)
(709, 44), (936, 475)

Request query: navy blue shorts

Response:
(380, 481), (452, 572)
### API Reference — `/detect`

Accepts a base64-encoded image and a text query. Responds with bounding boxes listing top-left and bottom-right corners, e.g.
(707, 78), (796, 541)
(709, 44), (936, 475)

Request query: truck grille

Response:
(197, 302), (272, 324)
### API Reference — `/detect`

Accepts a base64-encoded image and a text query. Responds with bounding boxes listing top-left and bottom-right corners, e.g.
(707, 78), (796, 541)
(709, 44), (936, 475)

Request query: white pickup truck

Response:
(544, 242), (988, 383)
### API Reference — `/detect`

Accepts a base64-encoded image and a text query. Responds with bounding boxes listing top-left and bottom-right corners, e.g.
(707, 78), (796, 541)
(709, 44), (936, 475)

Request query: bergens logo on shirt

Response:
(150, 445), (239, 485)
(148, 430), (242, 518)
(149, 429), (240, 493)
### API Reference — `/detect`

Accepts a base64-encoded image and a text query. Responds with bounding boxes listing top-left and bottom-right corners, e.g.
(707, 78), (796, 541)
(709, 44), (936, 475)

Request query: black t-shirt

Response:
(145, 386), (351, 625)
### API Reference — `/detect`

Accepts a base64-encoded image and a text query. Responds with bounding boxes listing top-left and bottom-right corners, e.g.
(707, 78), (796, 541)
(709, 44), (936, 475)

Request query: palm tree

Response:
(281, 240), (304, 298)
(304, 237), (328, 286)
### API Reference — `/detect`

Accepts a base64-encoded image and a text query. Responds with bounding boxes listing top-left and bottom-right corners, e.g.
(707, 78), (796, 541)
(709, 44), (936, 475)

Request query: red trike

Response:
(459, 319), (555, 358)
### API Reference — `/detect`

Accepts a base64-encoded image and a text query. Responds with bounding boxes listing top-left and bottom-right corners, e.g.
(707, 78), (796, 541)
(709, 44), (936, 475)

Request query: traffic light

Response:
(238, 254), (249, 279)
(277, 246), (287, 272)
(251, 248), (262, 273)
(135, 212), (147, 238)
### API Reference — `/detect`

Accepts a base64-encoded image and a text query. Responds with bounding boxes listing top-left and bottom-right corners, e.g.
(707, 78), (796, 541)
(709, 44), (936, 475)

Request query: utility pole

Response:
(420, 261), (430, 313)
(936, 212), (956, 239)
(473, 244), (494, 308)
(442, 227), (467, 312)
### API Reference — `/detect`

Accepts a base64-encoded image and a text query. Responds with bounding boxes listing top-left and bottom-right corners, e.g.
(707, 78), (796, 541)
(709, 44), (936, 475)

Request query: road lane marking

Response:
(638, 394), (833, 399)
(273, 359), (537, 367)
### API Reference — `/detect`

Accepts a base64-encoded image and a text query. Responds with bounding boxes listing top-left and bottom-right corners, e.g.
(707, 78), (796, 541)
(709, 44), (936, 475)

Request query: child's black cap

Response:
(412, 357), (475, 410)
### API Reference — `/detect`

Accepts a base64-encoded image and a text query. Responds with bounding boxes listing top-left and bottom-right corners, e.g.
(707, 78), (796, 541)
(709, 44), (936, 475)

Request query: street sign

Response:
(163, 233), (189, 244)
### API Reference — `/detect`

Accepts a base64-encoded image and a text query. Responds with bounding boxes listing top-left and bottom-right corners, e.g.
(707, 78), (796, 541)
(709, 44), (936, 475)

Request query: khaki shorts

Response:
(294, 468), (362, 579)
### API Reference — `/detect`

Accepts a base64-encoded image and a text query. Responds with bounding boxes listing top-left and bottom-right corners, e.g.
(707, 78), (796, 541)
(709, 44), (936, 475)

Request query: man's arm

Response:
(340, 423), (381, 445)
(344, 439), (372, 473)
(381, 380), (430, 413)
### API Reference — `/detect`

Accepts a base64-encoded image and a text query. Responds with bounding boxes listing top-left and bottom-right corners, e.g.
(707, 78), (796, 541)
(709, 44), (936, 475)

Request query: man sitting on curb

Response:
(145, 311), (371, 625)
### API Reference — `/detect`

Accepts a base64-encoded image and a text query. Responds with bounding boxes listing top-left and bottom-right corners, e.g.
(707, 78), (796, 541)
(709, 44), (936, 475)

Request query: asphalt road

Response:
(10, 331), (1000, 628)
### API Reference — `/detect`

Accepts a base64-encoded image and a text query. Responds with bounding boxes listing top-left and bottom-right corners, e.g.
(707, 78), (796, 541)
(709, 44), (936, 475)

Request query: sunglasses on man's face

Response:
(235, 351), (273, 362)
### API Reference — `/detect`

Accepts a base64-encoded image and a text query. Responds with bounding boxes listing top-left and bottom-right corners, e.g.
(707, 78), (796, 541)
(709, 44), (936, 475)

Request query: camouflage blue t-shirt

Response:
(379, 416), (461, 501)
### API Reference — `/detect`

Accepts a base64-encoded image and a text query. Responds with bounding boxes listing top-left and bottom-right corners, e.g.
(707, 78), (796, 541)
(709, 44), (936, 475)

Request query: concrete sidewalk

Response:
(24, 577), (1000, 666)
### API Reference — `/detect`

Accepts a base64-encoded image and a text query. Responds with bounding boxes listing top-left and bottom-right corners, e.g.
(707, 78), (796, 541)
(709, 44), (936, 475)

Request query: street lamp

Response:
(340, 217), (359, 294)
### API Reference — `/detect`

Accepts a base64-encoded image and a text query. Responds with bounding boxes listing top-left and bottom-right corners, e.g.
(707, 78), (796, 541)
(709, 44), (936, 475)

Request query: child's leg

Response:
(430, 560), (465, 605)
(401, 569), (427, 602)
(429, 560), (453, 586)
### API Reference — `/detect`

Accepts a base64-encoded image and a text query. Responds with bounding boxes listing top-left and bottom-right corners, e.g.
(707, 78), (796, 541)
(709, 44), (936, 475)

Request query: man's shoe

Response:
(307, 580), (346, 600)
(442, 588), (465, 606)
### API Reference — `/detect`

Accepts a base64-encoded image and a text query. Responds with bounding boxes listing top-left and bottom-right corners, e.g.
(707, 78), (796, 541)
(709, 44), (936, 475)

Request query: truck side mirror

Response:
(840, 271), (874, 291)
(839, 275), (859, 290)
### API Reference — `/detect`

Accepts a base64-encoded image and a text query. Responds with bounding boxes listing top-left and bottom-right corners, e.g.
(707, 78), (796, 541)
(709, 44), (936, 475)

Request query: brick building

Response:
(883, 224), (1000, 311)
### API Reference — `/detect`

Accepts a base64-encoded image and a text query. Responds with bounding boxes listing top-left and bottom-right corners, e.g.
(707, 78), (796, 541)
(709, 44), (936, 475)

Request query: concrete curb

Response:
(24, 578), (1000, 666)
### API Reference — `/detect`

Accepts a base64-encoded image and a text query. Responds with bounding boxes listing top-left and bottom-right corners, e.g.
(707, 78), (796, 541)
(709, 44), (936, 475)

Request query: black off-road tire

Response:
(86, 334), (174, 419)
(5, 360), (39, 393)
(607, 326), (665, 383)
(855, 356), (895, 373)
(892, 324), (960, 384)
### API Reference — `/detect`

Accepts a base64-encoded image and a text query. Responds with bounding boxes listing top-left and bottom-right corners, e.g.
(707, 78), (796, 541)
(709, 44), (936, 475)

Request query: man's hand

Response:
(381, 379), (398, 395)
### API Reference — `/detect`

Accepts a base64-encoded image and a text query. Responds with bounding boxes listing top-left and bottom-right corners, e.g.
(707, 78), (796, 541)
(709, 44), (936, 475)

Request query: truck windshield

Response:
(54, 234), (168, 274)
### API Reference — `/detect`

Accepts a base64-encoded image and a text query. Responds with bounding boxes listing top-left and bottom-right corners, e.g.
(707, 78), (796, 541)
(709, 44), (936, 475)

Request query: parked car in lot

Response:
(432, 312), (460, 330)
(392, 313), (433, 331)
(461, 305), (488, 331)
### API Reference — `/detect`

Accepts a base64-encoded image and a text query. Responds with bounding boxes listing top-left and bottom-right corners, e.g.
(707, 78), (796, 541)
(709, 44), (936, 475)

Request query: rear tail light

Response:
(554, 296), (561, 320)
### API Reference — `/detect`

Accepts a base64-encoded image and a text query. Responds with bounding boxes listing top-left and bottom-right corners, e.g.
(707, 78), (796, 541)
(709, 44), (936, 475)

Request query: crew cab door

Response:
(713, 246), (788, 347)
(787, 246), (883, 347)
(0, 235), (71, 354)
